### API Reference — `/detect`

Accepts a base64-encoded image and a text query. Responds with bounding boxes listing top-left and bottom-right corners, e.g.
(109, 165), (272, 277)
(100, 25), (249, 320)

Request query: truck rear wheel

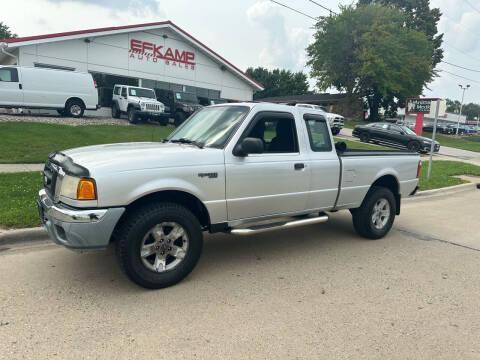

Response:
(115, 202), (203, 289)
(350, 186), (396, 239)
(111, 103), (121, 119)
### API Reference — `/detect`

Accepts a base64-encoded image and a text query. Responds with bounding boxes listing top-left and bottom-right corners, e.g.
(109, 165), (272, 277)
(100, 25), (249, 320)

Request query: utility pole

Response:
(456, 84), (470, 136)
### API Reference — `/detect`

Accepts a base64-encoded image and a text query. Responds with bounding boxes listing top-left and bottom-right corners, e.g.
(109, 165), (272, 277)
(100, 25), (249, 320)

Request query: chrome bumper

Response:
(37, 189), (125, 250)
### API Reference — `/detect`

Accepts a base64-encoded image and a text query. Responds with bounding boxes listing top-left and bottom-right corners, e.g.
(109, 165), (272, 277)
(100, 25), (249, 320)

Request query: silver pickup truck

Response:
(38, 103), (421, 288)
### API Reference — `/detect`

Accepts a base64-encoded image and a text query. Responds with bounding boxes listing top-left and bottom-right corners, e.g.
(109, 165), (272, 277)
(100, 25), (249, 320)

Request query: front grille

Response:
(43, 161), (58, 199)
(145, 103), (161, 112)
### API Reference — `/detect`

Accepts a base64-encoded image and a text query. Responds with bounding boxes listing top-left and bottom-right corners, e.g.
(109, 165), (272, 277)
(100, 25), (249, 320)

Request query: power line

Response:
(442, 60), (480, 73)
(307, 0), (337, 15)
(438, 69), (480, 85)
(443, 41), (480, 64)
(464, 0), (480, 15)
(269, 0), (318, 20)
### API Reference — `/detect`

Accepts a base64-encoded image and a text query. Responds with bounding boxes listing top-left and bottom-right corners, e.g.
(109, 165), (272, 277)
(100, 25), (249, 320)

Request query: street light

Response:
(456, 84), (470, 136)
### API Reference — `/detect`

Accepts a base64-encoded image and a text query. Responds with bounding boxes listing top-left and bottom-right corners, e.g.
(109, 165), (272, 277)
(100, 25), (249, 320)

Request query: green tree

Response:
(0, 22), (17, 40)
(246, 67), (310, 100)
(307, 4), (434, 121)
(461, 102), (480, 121)
(446, 98), (460, 114)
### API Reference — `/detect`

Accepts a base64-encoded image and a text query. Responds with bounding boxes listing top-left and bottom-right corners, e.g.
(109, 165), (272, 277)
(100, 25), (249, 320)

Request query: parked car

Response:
(352, 122), (440, 153)
(38, 103), (421, 288)
(423, 124), (454, 135)
(155, 89), (203, 126)
(0, 65), (99, 117)
(111, 85), (167, 124)
(295, 103), (344, 135)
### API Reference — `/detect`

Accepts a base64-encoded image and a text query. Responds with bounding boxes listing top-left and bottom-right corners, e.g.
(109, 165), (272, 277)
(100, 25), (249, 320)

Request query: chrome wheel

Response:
(371, 198), (390, 230)
(140, 222), (189, 273)
(70, 104), (82, 116)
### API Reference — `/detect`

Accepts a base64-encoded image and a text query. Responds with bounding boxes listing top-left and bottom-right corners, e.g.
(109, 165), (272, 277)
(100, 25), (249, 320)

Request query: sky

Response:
(2, 0), (480, 104)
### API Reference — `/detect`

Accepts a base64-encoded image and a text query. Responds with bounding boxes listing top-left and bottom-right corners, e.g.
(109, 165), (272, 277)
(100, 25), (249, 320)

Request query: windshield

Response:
(399, 126), (416, 135)
(128, 87), (156, 99)
(175, 92), (198, 103)
(167, 106), (249, 148)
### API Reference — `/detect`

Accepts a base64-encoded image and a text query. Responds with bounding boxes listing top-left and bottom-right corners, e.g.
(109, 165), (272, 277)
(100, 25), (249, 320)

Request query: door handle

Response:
(19, 83), (22, 89)
(294, 163), (305, 170)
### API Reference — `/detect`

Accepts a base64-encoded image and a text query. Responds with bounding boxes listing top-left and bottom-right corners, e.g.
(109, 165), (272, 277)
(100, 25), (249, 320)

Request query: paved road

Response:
(339, 127), (480, 166)
(0, 189), (479, 359)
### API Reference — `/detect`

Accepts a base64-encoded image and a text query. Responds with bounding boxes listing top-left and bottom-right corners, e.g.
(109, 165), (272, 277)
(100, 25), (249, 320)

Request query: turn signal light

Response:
(416, 161), (422, 178)
(77, 179), (97, 200)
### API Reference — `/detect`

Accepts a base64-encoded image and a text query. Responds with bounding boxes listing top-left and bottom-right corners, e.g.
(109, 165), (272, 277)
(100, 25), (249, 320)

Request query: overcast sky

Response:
(2, 0), (480, 104)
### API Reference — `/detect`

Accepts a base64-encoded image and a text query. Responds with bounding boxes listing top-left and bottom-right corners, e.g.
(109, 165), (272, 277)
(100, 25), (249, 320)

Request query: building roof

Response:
(0, 21), (264, 91)
(260, 93), (349, 104)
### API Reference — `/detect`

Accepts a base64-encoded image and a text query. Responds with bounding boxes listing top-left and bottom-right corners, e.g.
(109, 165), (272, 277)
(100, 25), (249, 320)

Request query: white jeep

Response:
(111, 85), (168, 124)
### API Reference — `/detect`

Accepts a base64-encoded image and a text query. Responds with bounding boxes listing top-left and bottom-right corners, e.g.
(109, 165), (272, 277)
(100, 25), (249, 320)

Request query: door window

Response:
(121, 87), (127, 97)
(243, 114), (298, 153)
(304, 115), (332, 152)
(0, 68), (18, 82)
(113, 86), (121, 95)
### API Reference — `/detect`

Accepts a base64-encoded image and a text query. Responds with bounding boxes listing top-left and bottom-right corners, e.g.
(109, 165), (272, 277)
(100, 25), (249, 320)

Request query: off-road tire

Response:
(111, 103), (121, 118)
(331, 127), (340, 135)
(127, 107), (138, 124)
(350, 186), (396, 240)
(115, 202), (203, 289)
(174, 112), (186, 127)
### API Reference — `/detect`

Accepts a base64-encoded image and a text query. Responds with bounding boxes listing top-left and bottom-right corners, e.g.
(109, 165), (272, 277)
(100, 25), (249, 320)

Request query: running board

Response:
(229, 213), (329, 236)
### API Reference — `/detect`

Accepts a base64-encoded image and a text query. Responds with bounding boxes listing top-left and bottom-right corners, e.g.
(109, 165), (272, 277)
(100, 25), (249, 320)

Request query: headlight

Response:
(140, 102), (146, 109)
(60, 175), (97, 200)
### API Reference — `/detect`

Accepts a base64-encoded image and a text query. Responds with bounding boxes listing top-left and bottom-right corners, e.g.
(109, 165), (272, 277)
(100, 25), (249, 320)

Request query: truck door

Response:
(302, 113), (341, 210)
(225, 111), (309, 220)
(0, 67), (23, 107)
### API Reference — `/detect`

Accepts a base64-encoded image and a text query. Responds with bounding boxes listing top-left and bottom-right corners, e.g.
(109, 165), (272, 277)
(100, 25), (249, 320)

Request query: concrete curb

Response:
(0, 227), (48, 246)
(405, 181), (479, 201)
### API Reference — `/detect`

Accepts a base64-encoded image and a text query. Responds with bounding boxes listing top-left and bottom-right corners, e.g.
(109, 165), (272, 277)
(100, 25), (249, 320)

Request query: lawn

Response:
(0, 122), (174, 163)
(418, 160), (480, 191)
(422, 132), (480, 153)
(0, 171), (43, 228)
(334, 138), (390, 150)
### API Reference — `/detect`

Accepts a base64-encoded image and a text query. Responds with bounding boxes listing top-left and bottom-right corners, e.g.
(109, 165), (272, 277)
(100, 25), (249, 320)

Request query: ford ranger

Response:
(38, 103), (421, 289)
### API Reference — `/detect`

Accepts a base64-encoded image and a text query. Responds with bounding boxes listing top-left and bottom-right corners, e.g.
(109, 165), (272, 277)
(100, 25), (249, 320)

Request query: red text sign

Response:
(129, 39), (195, 70)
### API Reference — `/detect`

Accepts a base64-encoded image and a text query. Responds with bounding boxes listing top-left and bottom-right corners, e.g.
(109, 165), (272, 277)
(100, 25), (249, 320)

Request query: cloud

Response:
(246, 1), (313, 71)
(2, 0), (166, 37)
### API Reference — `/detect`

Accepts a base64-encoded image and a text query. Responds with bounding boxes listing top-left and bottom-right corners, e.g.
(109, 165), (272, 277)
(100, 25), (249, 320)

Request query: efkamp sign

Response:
(129, 39), (195, 70)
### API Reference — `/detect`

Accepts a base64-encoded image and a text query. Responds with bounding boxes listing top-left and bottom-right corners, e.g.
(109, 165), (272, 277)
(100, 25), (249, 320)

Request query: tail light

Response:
(416, 160), (422, 178)
(93, 80), (97, 88)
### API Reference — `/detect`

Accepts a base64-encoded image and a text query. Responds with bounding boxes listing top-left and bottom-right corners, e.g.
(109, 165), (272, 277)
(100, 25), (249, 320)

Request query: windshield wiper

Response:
(169, 138), (204, 149)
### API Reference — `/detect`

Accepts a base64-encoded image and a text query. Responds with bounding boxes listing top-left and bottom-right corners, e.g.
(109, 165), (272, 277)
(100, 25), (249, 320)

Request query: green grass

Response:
(422, 132), (480, 153)
(334, 138), (390, 150)
(343, 120), (368, 129)
(418, 160), (480, 191)
(1, 160), (479, 229)
(0, 172), (43, 228)
(0, 122), (174, 163)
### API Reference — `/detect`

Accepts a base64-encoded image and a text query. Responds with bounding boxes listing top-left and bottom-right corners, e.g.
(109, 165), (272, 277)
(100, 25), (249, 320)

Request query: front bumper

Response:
(422, 143), (440, 152)
(135, 110), (170, 118)
(37, 189), (125, 250)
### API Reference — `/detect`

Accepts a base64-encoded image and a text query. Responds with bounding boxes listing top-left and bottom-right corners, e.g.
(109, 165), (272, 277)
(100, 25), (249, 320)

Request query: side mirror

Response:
(233, 137), (264, 157)
(335, 141), (347, 152)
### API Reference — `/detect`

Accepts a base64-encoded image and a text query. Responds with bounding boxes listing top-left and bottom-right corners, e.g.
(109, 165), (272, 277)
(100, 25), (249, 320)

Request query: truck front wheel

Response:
(350, 186), (396, 239)
(331, 127), (340, 135)
(127, 107), (138, 124)
(115, 202), (203, 289)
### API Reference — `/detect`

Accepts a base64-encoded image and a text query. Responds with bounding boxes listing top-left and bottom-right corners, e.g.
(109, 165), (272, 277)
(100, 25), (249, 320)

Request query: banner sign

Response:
(405, 98), (435, 114)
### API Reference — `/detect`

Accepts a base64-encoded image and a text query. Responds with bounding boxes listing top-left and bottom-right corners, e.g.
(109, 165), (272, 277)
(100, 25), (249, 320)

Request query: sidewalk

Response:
(0, 164), (44, 173)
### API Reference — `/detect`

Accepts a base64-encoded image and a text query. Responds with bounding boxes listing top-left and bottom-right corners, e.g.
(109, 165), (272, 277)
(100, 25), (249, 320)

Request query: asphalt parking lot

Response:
(1, 188), (479, 359)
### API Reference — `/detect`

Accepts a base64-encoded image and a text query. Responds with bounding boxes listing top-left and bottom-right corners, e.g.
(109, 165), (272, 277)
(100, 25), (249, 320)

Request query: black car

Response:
(352, 122), (440, 153)
(423, 124), (454, 135)
(155, 89), (203, 126)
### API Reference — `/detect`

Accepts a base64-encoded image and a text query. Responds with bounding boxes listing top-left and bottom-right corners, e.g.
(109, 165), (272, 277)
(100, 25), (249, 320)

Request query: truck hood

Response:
(62, 142), (223, 176)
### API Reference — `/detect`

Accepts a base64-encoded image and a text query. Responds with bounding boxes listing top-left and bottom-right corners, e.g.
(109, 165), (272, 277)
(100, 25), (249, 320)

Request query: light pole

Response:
(456, 84), (470, 135)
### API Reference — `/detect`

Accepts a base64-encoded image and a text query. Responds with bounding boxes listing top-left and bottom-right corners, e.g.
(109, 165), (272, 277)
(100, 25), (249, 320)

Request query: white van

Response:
(0, 66), (99, 117)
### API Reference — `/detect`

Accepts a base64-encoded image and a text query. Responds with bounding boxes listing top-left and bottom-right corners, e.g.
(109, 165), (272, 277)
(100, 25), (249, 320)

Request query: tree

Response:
(0, 22), (17, 40)
(446, 98), (460, 114)
(358, 0), (443, 67)
(307, 4), (434, 121)
(246, 67), (310, 100)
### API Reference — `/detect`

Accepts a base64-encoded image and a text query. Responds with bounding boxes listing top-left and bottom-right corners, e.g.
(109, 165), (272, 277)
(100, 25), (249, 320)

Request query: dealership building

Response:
(0, 21), (264, 107)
